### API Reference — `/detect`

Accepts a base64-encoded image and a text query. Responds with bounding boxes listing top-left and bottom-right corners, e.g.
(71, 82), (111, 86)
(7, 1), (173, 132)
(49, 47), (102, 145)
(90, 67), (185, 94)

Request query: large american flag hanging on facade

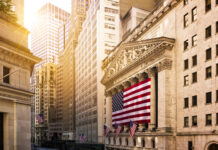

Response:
(112, 78), (151, 125)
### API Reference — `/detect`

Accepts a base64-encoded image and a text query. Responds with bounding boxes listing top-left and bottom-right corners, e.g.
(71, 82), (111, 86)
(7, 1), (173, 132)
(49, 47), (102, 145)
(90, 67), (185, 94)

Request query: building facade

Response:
(0, 3), (40, 149)
(34, 63), (57, 143)
(102, 0), (218, 150)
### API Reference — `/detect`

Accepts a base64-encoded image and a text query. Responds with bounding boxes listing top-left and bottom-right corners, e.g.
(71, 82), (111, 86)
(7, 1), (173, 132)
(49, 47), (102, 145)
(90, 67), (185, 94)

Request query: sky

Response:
(24, 0), (71, 30)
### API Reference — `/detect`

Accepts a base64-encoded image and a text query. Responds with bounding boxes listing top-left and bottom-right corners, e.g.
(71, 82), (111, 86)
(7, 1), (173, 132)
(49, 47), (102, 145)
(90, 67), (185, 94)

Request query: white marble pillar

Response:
(106, 91), (112, 129)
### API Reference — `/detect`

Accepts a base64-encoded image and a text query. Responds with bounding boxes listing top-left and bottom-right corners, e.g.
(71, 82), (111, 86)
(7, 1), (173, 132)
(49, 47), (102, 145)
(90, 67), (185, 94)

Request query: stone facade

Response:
(102, 0), (218, 150)
(0, 12), (40, 150)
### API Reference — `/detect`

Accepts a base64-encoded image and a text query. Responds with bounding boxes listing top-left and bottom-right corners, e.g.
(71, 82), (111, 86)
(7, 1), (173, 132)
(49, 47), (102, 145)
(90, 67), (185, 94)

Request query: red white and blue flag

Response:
(36, 113), (43, 123)
(104, 125), (110, 137)
(115, 123), (122, 139)
(79, 133), (86, 143)
(130, 120), (137, 137)
(112, 79), (151, 125)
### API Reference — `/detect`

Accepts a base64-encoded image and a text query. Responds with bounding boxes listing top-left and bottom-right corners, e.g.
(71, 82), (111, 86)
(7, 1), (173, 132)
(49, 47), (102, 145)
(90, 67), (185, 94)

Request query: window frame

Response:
(192, 72), (197, 83)
(206, 114), (212, 126)
(192, 95), (197, 106)
(192, 55), (197, 66)
(184, 40), (189, 50)
(206, 48), (212, 60)
(192, 34), (197, 46)
(184, 75), (189, 86)
(3, 66), (10, 84)
(184, 13), (189, 27)
(184, 97), (189, 108)
(184, 117), (189, 127)
(192, 115), (197, 126)
(205, 25), (212, 38)
(192, 7), (197, 22)
(206, 92), (212, 104)
(205, 0), (211, 12)
(206, 66), (212, 79)
(184, 59), (189, 70)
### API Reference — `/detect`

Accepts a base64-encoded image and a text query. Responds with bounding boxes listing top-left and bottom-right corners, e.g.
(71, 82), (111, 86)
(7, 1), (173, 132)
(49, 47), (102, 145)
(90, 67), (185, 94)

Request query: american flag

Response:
(112, 79), (151, 125)
(115, 123), (122, 139)
(130, 120), (137, 137)
(104, 125), (110, 137)
(36, 113), (43, 123)
(79, 133), (86, 143)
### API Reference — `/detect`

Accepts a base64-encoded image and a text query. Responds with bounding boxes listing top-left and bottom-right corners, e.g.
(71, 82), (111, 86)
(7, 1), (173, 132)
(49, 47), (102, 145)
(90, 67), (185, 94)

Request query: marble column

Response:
(147, 68), (156, 130)
(122, 81), (131, 132)
(106, 91), (112, 129)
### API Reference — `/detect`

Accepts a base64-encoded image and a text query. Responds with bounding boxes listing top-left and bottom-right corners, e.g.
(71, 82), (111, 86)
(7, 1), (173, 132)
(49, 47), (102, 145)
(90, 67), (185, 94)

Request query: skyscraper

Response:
(30, 3), (70, 144)
(75, 0), (120, 143)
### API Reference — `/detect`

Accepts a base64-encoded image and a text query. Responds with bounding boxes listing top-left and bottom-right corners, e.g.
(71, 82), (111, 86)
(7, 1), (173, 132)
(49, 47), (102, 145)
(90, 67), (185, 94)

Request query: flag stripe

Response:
(112, 116), (150, 125)
(123, 85), (151, 98)
(112, 109), (150, 119)
(124, 79), (151, 93)
(124, 96), (150, 107)
(123, 89), (151, 101)
(123, 92), (151, 103)
(113, 112), (151, 121)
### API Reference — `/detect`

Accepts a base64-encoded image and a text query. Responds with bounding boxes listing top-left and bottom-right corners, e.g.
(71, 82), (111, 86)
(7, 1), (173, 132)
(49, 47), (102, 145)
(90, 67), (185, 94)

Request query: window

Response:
(142, 139), (145, 147)
(206, 48), (212, 60)
(184, 117), (189, 127)
(184, 75), (189, 86)
(216, 44), (218, 56)
(216, 64), (218, 75)
(192, 55), (197, 66)
(205, 25), (212, 38)
(217, 0), (218, 5)
(216, 113), (218, 125)
(152, 139), (155, 148)
(188, 141), (193, 150)
(192, 116), (197, 126)
(216, 21), (218, 33)
(216, 90), (218, 102)
(184, 59), (189, 70)
(133, 139), (136, 146)
(192, 72), (197, 83)
(206, 114), (212, 125)
(184, 13), (189, 27)
(192, 35), (197, 46)
(206, 92), (212, 104)
(3, 66), (10, 84)
(205, 0), (211, 12)
(206, 66), (212, 78)
(184, 97), (189, 108)
(192, 7), (197, 22)
(184, 0), (188, 5)
(192, 95), (197, 106)
(184, 40), (189, 50)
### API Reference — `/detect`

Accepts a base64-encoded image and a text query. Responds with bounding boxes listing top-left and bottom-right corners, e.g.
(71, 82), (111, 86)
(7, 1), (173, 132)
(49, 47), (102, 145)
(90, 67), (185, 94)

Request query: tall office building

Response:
(75, 0), (120, 143)
(56, 0), (91, 140)
(102, 0), (218, 150)
(31, 3), (70, 66)
(30, 3), (70, 144)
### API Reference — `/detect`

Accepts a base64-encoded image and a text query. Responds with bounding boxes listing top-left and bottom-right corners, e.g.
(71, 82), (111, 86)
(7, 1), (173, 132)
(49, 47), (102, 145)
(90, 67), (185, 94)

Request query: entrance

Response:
(208, 144), (218, 150)
(0, 113), (3, 150)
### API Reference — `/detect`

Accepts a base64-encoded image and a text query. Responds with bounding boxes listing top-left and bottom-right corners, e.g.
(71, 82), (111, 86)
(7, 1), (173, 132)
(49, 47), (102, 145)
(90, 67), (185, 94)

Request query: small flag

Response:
(36, 113), (43, 123)
(130, 120), (137, 137)
(80, 133), (86, 143)
(104, 125), (110, 137)
(115, 123), (121, 139)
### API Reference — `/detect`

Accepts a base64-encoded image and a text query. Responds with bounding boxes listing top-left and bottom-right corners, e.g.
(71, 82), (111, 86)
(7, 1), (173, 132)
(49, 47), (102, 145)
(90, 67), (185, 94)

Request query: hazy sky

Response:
(24, 0), (71, 29)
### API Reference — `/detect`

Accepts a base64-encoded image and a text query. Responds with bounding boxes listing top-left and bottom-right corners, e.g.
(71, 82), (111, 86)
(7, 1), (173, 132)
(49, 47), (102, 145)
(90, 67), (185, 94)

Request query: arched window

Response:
(142, 139), (145, 147)
(208, 144), (218, 150)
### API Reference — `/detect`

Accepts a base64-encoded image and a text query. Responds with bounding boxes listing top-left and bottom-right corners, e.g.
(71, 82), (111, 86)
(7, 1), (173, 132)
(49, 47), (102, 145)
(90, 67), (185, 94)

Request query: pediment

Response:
(101, 37), (175, 85)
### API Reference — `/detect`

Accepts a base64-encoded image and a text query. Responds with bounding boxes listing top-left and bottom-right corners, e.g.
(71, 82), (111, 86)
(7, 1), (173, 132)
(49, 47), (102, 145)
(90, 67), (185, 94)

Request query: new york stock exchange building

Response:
(101, 0), (218, 150)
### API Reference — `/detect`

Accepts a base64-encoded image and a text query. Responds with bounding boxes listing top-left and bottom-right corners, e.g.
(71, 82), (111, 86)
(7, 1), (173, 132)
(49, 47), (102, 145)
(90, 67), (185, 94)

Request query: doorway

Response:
(0, 113), (3, 150)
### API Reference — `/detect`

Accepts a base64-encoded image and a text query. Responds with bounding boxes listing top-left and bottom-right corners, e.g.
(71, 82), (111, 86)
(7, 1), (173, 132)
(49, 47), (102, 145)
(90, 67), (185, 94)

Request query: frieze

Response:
(102, 37), (175, 86)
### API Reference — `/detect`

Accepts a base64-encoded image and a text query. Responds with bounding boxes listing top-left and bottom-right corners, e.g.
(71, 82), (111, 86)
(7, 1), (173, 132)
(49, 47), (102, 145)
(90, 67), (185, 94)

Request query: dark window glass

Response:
(192, 116), (197, 126)
(216, 113), (218, 125)
(192, 35), (197, 46)
(206, 66), (212, 78)
(216, 21), (218, 33)
(184, 75), (189, 86)
(217, 0), (218, 5)
(3, 66), (10, 84)
(184, 59), (189, 70)
(206, 25), (212, 38)
(188, 141), (193, 150)
(216, 64), (218, 75)
(152, 139), (155, 148)
(142, 139), (145, 147)
(184, 117), (189, 127)
(126, 138), (128, 145)
(216, 44), (218, 56)
(192, 95), (197, 106)
(184, 97), (189, 108)
(133, 139), (136, 146)
(192, 7), (197, 21)
(184, 0), (188, 5)
(184, 13), (189, 27)
(184, 40), (189, 50)
(192, 72), (197, 83)
(205, 0), (211, 12)
(206, 48), (212, 60)
(192, 55), (197, 66)
(216, 90), (218, 102)
(119, 138), (122, 145)
(206, 114), (212, 125)
(206, 92), (212, 104)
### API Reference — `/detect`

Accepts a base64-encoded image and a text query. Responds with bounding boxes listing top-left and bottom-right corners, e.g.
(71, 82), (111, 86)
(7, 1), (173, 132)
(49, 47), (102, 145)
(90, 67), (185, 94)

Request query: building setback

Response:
(102, 0), (218, 150)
